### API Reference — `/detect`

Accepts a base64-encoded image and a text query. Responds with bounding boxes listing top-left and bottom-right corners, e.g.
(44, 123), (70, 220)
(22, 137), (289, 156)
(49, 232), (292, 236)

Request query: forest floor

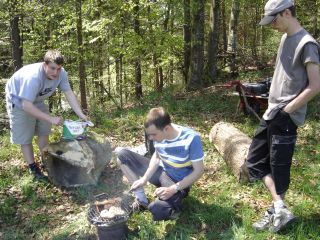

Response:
(0, 81), (319, 239)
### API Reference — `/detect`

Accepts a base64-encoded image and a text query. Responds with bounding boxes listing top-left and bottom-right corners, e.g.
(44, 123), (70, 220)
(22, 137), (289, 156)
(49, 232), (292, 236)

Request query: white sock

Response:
(134, 188), (148, 204)
(273, 200), (285, 213)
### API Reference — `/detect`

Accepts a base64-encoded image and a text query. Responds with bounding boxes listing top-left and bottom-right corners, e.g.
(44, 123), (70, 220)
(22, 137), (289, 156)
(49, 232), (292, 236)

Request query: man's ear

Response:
(163, 125), (170, 132)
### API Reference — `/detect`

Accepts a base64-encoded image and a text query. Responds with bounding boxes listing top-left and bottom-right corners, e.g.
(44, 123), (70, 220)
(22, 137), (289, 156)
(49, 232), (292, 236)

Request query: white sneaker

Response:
(269, 207), (295, 232)
(252, 207), (274, 231)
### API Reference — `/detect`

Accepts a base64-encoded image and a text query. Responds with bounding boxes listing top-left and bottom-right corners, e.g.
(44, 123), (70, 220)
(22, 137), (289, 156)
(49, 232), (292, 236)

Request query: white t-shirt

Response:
(5, 62), (71, 109)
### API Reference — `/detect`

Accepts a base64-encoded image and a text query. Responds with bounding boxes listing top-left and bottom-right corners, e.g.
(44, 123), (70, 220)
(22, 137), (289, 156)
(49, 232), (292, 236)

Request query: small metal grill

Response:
(87, 193), (131, 227)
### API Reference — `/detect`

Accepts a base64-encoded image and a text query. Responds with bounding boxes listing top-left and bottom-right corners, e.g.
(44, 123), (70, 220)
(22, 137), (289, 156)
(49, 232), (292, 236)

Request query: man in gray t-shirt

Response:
(245, 0), (320, 233)
(5, 50), (88, 180)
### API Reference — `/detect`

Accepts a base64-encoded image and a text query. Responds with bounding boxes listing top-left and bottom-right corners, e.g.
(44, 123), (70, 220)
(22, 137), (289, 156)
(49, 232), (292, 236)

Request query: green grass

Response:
(0, 86), (319, 239)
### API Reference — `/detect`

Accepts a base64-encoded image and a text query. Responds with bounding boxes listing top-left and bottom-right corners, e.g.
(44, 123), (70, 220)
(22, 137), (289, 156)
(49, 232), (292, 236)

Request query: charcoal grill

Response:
(88, 193), (131, 240)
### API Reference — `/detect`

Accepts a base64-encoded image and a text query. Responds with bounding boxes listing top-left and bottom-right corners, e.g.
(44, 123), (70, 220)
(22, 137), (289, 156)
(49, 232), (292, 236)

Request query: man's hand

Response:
(49, 116), (63, 125)
(130, 177), (147, 191)
(154, 185), (177, 200)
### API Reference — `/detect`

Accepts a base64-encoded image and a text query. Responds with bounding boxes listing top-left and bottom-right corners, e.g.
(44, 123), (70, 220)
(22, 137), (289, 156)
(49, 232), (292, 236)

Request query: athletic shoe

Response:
(269, 207), (295, 233)
(29, 163), (48, 181)
(252, 207), (275, 231)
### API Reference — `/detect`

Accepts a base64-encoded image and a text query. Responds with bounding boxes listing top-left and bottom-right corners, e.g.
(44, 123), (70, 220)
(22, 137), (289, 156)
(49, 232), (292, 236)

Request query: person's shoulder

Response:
(59, 67), (68, 79)
(178, 125), (201, 140)
(12, 63), (42, 79)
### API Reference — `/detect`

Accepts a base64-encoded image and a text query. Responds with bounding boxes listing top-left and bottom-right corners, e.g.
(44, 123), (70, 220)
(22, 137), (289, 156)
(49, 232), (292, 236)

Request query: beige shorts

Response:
(7, 103), (51, 145)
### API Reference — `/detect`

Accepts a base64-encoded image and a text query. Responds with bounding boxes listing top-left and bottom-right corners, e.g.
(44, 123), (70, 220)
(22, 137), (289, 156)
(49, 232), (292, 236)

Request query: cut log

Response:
(43, 132), (112, 187)
(209, 121), (251, 182)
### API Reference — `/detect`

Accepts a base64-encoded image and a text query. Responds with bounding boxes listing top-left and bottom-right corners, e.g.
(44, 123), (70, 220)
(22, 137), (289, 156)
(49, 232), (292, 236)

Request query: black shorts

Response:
(246, 110), (297, 195)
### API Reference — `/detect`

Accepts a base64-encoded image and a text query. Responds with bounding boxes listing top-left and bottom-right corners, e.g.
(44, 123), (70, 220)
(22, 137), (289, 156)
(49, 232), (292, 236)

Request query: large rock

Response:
(209, 122), (251, 183)
(43, 132), (112, 187)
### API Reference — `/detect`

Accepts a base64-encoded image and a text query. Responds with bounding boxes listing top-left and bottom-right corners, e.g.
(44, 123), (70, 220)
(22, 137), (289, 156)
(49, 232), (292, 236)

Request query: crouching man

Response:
(117, 107), (204, 220)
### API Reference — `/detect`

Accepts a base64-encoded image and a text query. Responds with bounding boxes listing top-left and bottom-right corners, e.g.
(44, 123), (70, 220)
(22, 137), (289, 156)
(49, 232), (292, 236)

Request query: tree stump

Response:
(43, 132), (112, 187)
(209, 122), (251, 183)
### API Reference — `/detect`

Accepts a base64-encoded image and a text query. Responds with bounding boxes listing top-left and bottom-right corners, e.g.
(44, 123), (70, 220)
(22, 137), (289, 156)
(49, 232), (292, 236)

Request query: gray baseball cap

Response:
(259, 0), (294, 25)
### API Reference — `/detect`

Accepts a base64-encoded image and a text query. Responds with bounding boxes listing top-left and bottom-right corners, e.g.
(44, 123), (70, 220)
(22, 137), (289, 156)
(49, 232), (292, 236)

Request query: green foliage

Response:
(0, 196), (17, 224)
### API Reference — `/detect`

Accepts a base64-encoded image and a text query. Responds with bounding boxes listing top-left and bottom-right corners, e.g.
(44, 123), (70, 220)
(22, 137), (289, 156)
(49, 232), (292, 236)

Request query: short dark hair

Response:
(44, 50), (65, 65)
(144, 107), (171, 130)
(280, 6), (296, 17)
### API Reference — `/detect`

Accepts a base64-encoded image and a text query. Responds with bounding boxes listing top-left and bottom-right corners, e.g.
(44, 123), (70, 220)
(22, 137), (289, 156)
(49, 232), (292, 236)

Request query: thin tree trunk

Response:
(207, 0), (221, 84)
(221, 0), (227, 67)
(10, 15), (23, 71)
(227, 0), (240, 77)
(97, 0), (105, 104)
(183, 0), (191, 86)
(169, 4), (174, 84)
(188, 0), (205, 91)
(119, 55), (123, 108)
(76, 0), (88, 110)
(133, 0), (142, 100)
(153, 55), (160, 90)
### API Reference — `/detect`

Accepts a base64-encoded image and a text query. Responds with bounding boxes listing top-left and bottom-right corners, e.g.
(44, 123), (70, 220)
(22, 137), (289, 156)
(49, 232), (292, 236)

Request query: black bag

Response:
(243, 77), (272, 96)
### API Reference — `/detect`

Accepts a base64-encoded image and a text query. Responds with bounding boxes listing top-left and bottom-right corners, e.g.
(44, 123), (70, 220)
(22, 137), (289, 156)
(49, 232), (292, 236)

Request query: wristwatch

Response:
(175, 183), (180, 192)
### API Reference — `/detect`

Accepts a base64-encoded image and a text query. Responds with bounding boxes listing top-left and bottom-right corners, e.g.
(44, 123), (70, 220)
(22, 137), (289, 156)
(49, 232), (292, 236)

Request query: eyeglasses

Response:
(271, 13), (280, 24)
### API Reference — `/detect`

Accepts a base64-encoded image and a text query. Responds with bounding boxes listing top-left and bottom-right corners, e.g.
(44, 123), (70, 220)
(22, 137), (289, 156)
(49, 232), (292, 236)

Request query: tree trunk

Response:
(209, 122), (250, 182)
(227, 0), (240, 77)
(97, 0), (105, 104)
(188, 0), (205, 91)
(76, 0), (88, 111)
(183, 0), (191, 85)
(133, 0), (143, 100)
(153, 55), (160, 90)
(221, 0), (228, 68)
(10, 15), (23, 71)
(207, 0), (221, 84)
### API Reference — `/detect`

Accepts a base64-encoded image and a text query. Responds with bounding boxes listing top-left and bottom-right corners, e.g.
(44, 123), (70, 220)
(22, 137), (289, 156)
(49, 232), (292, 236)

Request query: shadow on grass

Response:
(51, 233), (97, 240)
(164, 196), (242, 239)
(275, 213), (320, 237)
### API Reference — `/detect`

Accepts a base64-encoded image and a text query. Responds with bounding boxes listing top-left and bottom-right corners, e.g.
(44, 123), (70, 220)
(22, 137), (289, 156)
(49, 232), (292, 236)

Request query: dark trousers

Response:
(117, 149), (189, 220)
(246, 110), (297, 195)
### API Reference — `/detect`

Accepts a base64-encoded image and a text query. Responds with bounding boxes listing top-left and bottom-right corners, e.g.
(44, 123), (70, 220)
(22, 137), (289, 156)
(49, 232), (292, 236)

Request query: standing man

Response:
(117, 107), (204, 220)
(5, 50), (88, 180)
(246, 0), (320, 232)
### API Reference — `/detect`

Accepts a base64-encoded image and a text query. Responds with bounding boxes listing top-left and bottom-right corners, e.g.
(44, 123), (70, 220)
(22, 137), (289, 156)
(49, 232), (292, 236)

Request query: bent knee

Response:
(148, 199), (174, 221)
(116, 148), (132, 165)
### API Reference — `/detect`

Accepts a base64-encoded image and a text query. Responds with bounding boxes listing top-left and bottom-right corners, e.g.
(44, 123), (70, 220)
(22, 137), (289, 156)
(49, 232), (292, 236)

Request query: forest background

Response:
(0, 0), (319, 239)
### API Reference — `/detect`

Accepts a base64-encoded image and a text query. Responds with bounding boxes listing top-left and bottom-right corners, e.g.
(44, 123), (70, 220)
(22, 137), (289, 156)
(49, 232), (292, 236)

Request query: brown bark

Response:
(209, 122), (250, 182)
(227, 0), (240, 77)
(207, 0), (221, 84)
(10, 15), (23, 71)
(188, 0), (205, 91)
(76, 0), (88, 111)
(183, 0), (191, 85)
(133, 0), (143, 100)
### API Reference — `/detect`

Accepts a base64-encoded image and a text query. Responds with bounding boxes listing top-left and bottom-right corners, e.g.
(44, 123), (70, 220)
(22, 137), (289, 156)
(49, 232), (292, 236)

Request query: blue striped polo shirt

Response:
(154, 124), (204, 182)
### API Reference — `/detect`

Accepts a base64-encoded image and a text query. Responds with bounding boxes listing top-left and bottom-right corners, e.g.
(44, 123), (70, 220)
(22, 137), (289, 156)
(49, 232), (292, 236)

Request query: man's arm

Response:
(155, 160), (204, 200)
(64, 90), (88, 120)
(283, 62), (320, 113)
(22, 100), (62, 125)
(130, 152), (161, 190)
(174, 160), (204, 190)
